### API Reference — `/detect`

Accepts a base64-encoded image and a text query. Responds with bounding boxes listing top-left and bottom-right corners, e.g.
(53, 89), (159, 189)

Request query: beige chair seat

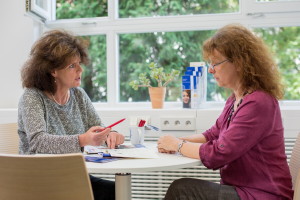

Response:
(0, 153), (94, 200)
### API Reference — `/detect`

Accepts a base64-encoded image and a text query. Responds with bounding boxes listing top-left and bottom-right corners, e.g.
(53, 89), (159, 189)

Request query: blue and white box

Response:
(182, 62), (207, 109)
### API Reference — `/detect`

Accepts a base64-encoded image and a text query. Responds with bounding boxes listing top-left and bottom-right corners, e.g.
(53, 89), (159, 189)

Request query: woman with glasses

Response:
(157, 24), (293, 200)
(18, 30), (125, 200)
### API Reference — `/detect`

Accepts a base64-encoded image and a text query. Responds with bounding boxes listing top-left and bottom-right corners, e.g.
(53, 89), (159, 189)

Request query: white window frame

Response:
(26, 0), (300, 109)
(26, 0), (55, 22)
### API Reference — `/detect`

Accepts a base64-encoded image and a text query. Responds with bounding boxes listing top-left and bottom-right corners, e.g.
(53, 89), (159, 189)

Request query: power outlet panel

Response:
(160, 117), (196, 131)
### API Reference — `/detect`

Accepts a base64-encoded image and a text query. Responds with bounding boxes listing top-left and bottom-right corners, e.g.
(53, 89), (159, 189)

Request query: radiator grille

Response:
(91, 137), (297, 200)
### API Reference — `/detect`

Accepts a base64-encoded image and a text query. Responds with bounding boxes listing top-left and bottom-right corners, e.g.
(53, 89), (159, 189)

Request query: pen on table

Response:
(145, 125), (159, 131)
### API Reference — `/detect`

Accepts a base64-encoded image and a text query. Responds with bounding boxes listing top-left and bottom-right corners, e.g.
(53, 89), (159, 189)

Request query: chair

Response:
(289, 132), (300, 200)
(0, 153), (94, 200)
(0, 123), (19, 154)
(294, 168), (300, 200)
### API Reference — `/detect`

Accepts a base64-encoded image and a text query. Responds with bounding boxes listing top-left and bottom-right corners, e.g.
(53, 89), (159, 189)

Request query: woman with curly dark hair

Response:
(158, 24), (293, 200)
(18, 29), (124, 200)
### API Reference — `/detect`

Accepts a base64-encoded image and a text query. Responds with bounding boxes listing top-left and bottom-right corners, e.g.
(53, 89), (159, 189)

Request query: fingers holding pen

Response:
(79, 126), (110, 147)
(93, 126), (111, 142)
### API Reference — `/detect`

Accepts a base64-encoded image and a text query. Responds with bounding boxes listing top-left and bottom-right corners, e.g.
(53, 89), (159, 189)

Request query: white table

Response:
(85, 143), (201, 200)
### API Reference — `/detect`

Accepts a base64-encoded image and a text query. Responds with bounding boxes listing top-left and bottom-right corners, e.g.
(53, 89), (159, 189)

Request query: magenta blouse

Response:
(200, 91), (293, 200)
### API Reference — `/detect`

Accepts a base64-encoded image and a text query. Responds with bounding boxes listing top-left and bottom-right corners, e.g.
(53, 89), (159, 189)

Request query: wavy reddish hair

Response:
(203, 24), (284, 99)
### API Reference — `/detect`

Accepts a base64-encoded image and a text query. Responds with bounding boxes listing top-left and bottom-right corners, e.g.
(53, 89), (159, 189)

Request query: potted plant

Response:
(129, 62), (180, 109)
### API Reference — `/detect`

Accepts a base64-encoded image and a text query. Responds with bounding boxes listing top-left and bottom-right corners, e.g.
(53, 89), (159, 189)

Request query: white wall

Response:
(0, 1), (34, 108)
(1, 107), (299, 138)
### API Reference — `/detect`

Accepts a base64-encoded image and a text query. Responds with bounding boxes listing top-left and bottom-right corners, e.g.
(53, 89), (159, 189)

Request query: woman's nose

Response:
(78, 65), (83, 72)
(208, 67), (214, 74)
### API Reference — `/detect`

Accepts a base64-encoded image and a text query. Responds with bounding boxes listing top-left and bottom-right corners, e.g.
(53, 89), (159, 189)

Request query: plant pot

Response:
(148, 87), (166, 109)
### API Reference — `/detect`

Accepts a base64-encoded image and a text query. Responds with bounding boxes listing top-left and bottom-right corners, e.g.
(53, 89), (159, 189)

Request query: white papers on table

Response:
(106, 148), (159, 159)
(84, 145), (159, 159)
(84, 145), (107, 154)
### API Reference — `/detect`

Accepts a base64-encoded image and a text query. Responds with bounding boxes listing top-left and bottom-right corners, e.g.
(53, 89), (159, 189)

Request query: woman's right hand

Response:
(79, 126), (111, 147)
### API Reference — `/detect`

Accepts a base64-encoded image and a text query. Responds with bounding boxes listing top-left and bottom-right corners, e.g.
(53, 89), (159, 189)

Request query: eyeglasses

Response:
(208, 59), (229, 71)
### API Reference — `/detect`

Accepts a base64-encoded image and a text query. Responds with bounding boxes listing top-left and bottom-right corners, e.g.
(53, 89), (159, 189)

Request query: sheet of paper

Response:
(84, 144), (145, 154)
(84, 145), (107, 154)
(84, 144), (159, 159)
(106, 148), (159, 159)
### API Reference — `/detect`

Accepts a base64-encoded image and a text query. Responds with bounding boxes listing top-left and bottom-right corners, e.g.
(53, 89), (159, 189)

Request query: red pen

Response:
(106, 118), (126, 129)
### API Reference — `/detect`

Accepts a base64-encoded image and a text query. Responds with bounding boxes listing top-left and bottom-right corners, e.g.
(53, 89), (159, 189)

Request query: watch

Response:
(177, 140), (187, 155)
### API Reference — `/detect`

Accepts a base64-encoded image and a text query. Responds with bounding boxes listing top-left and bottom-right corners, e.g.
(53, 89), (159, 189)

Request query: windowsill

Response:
(91, 101), (300, 111)
(1, 101), (299, 111)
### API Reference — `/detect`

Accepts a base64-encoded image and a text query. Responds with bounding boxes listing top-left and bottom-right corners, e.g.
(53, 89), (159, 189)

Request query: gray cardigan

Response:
(18, 87), (103, 154)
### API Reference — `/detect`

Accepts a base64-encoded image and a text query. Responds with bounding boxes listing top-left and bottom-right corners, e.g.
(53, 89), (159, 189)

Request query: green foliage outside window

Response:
(119, 0), (239, 18)
(56, 0), (107, 19)
(80, 35), (107, 102)
(119, 31), (223, 102)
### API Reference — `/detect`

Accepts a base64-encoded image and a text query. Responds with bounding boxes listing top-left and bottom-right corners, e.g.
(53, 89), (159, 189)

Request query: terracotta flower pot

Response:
(148, 87), (166, 109)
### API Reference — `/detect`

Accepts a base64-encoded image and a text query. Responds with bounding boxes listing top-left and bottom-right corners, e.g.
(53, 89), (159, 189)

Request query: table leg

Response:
(115, 173), (131, 200)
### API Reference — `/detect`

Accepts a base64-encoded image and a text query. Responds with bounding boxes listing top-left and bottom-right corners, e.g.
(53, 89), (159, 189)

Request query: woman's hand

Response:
(79, 126), (111, 147)
(157, 135), (181, 154)
(106, 131), (125, 149)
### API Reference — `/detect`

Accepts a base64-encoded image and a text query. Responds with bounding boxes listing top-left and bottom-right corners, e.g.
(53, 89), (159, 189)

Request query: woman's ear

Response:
(51, 70), (57, 78)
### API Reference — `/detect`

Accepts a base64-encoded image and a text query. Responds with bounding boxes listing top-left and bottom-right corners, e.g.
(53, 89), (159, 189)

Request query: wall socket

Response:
(160, 117), (196, 131)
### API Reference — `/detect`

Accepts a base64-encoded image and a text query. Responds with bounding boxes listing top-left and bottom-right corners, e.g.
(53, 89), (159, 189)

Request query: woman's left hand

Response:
(106, 131), (125, 149)
(157, 135), (181, 153)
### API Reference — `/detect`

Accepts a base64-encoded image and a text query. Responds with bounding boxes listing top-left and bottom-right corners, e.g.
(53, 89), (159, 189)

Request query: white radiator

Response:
(91, 137), (297, 200)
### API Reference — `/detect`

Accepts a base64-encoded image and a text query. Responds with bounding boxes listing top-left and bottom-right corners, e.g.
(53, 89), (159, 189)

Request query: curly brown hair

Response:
(21, 29), (89, 94)
(203, 24), (284, 100)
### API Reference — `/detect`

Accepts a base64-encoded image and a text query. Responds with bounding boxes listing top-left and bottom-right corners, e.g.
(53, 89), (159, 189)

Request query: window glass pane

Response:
(119, 0), (239, 18)
(35, 0), (49, 12)
(56, 0), (107, 20)
(254, 26), (300, 100)
(81, 35), (107, 102)
(119, 31), (231, 103)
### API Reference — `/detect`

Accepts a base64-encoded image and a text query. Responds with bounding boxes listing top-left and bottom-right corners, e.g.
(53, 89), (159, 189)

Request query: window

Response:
(81, 35), (107, 102)
(25, 0), (54, 21)
(56, 0), (107, 19)
(26, 0), (300, 107)
(119, 30), (233, 102)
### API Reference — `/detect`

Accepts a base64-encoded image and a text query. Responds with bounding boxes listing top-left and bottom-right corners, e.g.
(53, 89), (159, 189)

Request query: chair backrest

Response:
(0, 123), (18, 154)
(289, 132), (300, 200)
(0, 153), (94, 200)
(294, 168), (300, 200)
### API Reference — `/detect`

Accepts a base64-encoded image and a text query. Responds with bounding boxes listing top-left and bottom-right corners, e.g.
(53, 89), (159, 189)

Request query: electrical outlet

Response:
(160, 117), (196, 130)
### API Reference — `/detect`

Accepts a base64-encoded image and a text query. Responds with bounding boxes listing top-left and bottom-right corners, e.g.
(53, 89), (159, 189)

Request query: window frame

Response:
(26, 0), (300, 109)
(26, 0), (55, 21)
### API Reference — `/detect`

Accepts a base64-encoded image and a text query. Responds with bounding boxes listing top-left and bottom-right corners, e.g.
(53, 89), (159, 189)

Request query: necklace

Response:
(51, 91), (69, 106)
(227, 91), (248, 123)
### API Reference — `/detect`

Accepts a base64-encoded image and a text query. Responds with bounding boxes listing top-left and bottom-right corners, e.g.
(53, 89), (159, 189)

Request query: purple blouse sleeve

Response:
(200, 92), (281, 170)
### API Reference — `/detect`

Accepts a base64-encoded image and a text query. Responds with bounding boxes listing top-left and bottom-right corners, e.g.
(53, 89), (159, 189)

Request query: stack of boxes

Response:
(182, 62), (207, 109)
